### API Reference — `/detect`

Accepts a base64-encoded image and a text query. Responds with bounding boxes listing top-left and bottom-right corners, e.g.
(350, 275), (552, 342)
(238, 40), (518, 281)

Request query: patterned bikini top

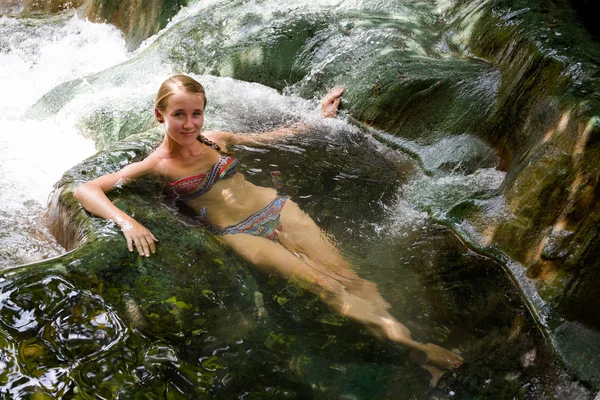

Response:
(165, 155), (239, 201)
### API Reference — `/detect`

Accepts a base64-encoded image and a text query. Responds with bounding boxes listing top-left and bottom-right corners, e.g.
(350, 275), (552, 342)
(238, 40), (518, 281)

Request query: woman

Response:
(74, 74), (463, 372)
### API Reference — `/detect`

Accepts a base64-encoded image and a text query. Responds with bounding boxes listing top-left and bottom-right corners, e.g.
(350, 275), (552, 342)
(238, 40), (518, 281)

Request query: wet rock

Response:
(446, 0), (600, 327)
(0, 0), (190, 51)
(0, 0), (83, 15)
(82, 0), (190, 50)
(553, 320), (600, 387)
(15, 0), (600, 391)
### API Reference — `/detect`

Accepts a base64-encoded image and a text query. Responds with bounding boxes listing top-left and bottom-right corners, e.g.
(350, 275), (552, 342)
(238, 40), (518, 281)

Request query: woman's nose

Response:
(183, 116), (193, 128)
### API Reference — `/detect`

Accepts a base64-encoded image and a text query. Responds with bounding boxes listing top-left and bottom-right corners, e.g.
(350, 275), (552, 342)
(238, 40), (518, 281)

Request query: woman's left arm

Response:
(205, 87), (344, 148)
(204, 123), (309, 148)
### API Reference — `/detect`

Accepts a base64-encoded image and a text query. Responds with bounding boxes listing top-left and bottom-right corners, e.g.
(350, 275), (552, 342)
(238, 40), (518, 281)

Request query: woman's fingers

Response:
(141, 237), (152, 257)
(147, 235), (157, 254)
(331, 98), (341, 114)
(122, 222), (157, 256)
(136, 235), (156, 257)
(133, 237), (145, 256)
(321, 87), (344, 117)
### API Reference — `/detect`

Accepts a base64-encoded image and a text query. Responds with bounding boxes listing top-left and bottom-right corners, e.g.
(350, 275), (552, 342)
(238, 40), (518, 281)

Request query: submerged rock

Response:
(44, 128), (259, 338)
(3, 118), (431, 397)
(17, 0), (600, 391)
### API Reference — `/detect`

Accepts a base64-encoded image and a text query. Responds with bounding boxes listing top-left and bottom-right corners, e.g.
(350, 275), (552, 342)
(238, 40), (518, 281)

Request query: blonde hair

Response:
(155, 74), (207, 111)
(155, 74), (227, 153)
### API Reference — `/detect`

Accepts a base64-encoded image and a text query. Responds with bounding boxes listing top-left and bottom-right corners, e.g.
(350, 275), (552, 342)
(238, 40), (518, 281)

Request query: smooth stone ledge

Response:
(445, 220), (600, 390)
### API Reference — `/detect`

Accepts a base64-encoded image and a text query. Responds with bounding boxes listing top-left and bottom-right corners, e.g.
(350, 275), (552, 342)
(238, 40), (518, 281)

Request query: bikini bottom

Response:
(211, 196), (289, 241)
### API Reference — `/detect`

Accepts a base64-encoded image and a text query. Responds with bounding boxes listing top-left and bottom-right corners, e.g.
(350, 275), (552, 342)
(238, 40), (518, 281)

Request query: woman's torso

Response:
(155, 146), (279, 229)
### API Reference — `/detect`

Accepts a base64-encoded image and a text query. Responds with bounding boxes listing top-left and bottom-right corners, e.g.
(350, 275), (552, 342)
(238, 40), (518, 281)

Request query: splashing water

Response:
(0, 2), (596, 398)
(0, 13), (129, 266)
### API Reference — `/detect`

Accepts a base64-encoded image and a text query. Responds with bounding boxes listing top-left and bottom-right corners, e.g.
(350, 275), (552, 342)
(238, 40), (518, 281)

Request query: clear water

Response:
(0, 2), (595, 399)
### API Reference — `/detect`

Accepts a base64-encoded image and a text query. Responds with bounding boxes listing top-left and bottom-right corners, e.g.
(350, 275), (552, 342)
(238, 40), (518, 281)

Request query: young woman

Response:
(74, 74), (463, 372)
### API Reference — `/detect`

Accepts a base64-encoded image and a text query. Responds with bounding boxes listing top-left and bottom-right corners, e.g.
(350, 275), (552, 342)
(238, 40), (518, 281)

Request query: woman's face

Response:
(157, 89), (205, 146)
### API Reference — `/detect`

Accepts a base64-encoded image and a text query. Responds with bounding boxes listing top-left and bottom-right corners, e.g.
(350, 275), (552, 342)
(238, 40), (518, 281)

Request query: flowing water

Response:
(0, 12), (126, 267)
(0, 1), (597, 399)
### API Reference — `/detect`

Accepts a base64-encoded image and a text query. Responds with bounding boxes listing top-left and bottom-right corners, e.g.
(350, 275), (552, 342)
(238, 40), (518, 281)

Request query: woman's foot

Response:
(322, 87), (344, 117)
(422, 343), (464, 370)
(421, 364), (446, 387)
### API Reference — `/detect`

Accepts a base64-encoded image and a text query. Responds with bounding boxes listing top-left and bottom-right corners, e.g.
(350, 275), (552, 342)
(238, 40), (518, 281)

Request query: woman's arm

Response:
(206, 87), (345, 148)
(205, 123), (309, 147)
(73, 156), (159, 257)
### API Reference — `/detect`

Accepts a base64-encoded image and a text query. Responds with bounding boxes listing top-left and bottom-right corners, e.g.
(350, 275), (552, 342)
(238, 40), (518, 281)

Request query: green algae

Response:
(0, 125), (436, 397)
(8, 0), (600, 394)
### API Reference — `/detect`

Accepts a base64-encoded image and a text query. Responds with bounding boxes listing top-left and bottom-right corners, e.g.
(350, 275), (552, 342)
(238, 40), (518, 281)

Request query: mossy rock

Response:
(0, 126), (422, 396)
(38, 128), (261, 341)
(26, 2), (499, 150)
(82, 0), (191, 50)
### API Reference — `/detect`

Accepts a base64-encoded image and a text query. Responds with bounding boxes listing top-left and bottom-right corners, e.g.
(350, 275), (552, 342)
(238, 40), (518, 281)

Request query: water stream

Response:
(0, 12), (126, 267)
(0, 1), (597, 398)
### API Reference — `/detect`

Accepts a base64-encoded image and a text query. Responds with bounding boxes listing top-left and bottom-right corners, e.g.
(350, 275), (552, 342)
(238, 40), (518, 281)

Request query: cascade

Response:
(1, 1), (599, 397)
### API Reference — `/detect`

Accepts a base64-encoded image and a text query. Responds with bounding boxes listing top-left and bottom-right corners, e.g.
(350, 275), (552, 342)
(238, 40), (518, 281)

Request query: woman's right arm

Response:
(73, 156), (159, 257)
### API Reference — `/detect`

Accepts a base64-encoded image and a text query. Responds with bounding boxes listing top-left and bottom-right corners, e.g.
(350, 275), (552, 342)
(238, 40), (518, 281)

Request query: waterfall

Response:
(0, 1), (599, 398)
(0, 13), (127, 266)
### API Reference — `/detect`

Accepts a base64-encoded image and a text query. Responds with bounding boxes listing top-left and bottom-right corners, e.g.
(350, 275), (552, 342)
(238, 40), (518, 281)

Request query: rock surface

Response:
(17, 0), (600, 390)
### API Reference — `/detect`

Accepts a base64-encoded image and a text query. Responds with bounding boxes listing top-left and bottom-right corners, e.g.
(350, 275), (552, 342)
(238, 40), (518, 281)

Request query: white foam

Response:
(0, 119), (96, 209)
(0, 14), (128, 117)
(0, 14), (129, 263)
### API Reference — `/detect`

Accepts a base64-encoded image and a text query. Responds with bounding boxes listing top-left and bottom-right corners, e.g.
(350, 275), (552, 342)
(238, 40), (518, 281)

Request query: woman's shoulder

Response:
(142, 149), (175, 179)
(203, 130), (233, 142)
(202, 130), (236, 153)
(118, 153), (162, 178)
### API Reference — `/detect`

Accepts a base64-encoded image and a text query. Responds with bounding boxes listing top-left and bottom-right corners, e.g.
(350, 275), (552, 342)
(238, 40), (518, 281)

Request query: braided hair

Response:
(197, 134), (222, 152)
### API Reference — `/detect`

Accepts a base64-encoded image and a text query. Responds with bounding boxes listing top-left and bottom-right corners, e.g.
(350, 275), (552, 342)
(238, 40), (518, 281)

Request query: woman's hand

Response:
(117, 217), (158, 257)
(321, 87), (344, 117)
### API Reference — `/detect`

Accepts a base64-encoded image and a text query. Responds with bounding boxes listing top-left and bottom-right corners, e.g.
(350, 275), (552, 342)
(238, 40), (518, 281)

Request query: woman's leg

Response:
(277, 200), (463, 369)
(219, 233), (406, 333)
(220, 211), (463, 370)
(219, 232), (347, 296)
(277, 200), (392, 311)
